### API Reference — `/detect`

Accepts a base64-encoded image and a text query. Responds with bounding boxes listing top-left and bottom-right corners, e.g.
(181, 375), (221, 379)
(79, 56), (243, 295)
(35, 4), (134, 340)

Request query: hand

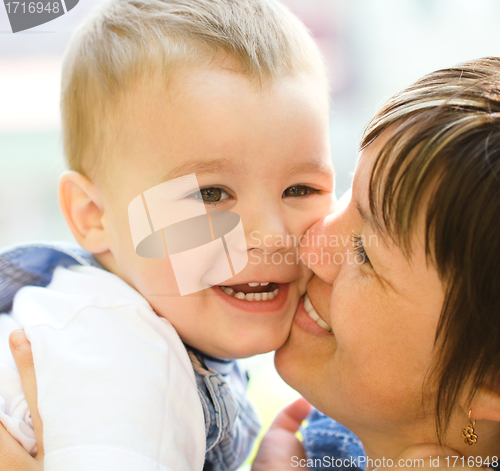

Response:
(0, 330), (43, 470)
(251, 398), (311, 471)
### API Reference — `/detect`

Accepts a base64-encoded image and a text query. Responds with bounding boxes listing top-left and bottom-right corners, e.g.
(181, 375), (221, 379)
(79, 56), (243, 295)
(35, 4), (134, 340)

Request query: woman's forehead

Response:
(353, 133), (431, 259)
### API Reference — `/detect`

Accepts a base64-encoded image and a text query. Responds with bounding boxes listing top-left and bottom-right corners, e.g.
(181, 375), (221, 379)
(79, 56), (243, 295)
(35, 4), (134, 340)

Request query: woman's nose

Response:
(299, 211), (347, 284)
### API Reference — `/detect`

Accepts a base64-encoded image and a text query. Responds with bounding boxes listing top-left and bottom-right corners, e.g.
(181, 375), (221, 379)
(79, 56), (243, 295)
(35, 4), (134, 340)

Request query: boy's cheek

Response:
(127, 257), (181, 298)
(298, 263), (314, 295)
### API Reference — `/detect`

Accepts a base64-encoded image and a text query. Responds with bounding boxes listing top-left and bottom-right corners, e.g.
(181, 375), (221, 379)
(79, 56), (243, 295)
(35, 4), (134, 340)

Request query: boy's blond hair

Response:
(61, 0), (327, 181)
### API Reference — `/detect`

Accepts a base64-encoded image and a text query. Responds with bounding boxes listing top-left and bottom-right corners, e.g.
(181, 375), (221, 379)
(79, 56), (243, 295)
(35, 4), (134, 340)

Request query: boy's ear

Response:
(465, 382), (500, 423)
(59, 171), (110, 254)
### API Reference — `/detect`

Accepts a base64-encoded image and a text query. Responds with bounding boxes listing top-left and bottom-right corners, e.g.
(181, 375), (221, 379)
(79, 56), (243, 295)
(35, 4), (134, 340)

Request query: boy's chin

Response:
(216, 333), (291, 359)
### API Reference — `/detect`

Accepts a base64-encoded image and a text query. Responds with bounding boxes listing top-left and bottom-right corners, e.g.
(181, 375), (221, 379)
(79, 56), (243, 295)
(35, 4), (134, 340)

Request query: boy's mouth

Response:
(218, 282), (280, 301)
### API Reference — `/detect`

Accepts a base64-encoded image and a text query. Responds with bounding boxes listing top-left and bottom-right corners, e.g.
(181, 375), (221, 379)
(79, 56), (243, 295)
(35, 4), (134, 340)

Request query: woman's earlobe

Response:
(58, 171), (110, 254)
(465, 383), (500, 423)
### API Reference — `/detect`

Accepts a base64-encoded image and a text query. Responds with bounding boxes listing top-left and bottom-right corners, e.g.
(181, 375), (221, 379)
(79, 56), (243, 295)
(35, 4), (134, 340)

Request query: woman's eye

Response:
(198, 187), (229, 204)
(283, 185), (318, 198)
(352, 233), (372, 267)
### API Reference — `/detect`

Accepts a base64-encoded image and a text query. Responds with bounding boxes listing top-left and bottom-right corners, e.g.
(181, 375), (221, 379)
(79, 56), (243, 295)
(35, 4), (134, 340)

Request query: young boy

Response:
(0, 0), (335, 470)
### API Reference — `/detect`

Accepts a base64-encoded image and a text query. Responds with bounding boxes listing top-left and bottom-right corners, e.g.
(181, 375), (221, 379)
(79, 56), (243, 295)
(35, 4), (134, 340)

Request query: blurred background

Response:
(1, 0), (500, 466)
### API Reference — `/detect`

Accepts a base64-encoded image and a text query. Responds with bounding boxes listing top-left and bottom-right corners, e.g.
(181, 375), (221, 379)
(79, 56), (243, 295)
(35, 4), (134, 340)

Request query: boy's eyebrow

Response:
(161, 158), (333, 183)
(161, 158), (237, 182)
(284, 161), (334, 179)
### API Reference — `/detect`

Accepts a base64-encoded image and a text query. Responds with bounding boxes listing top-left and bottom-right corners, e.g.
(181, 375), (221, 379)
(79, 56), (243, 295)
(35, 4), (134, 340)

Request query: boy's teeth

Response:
(260, 282), (270, 286)
(219, 285), (279, 301)
(248, 282), (270, 287)
(304, 293), (332, 332)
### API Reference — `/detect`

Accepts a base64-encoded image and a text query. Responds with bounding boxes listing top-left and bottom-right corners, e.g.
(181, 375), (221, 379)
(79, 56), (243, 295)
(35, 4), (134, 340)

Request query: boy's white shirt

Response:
(0, 265), (206, 471)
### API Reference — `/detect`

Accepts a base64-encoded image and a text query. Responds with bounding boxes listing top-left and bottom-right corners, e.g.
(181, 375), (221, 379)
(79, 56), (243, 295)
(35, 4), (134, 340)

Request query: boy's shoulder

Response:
(0, 241), (100, 313)
(16, 264), (150, 315)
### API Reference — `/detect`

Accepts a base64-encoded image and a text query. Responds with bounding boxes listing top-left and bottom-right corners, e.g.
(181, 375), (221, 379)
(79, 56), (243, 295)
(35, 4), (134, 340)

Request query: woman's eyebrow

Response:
(356, 202), (374, 228)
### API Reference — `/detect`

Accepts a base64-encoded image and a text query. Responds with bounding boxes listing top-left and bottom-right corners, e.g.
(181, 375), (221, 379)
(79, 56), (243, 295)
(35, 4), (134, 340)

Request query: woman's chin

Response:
(274, 310), (337, 403)
(273, 332), (309, 391)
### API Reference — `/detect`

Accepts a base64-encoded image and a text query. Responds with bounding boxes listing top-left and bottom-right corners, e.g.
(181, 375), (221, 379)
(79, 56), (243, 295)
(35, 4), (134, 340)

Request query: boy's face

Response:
(99, 63), (334, 358)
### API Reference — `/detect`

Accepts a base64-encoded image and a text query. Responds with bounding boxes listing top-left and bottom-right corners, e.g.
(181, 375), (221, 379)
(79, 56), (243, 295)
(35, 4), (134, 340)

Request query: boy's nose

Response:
(244, 210), (294, 254)
(299, 211), (347, 284)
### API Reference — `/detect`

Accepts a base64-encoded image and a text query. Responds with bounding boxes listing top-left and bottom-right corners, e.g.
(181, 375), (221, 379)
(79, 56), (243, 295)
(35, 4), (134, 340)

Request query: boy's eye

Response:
(198, 187), (229, 204)
(282, 185), (317, 197)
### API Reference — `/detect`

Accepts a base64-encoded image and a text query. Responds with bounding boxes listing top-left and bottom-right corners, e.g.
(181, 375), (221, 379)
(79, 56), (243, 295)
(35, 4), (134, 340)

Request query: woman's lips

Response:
(304, 293), (332, 332)
(211, 282), (290, 313)
(294, 296), (334, 336)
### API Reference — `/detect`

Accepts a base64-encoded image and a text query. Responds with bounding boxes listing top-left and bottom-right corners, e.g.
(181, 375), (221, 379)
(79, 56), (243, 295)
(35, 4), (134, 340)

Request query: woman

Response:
(252, 57), (500, 469)
(2, 57), (500, 470)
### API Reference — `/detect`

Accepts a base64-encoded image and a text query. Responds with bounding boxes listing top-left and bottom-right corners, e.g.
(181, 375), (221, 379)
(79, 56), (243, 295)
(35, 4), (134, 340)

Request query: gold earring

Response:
(462, 408), (478, 445)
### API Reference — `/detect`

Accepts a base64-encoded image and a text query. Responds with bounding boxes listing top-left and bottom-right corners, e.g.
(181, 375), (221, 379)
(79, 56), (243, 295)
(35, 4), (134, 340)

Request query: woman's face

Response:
(275, 136), (446, 453)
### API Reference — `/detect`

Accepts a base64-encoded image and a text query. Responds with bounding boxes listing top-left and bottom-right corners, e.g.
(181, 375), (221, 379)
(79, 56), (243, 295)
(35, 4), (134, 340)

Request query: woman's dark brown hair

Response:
(360, 57), (500, 439)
